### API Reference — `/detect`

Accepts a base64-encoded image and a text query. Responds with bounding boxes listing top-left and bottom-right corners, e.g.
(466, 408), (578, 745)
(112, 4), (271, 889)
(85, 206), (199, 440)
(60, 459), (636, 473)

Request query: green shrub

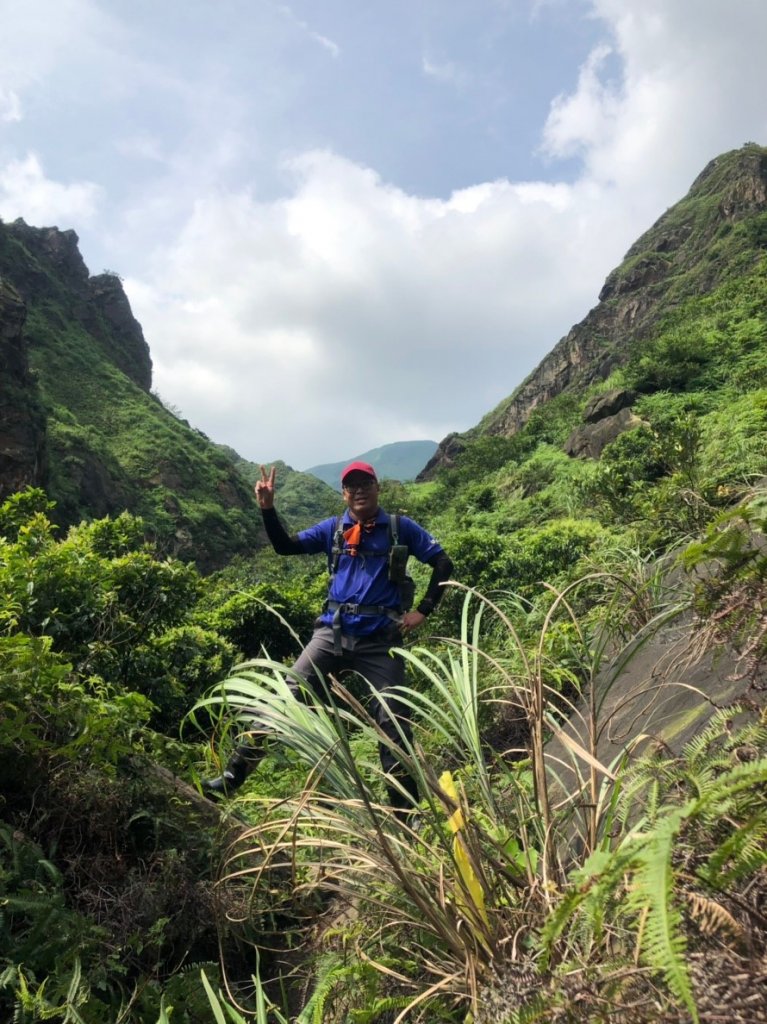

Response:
(624, 326), (716, 394)
(503, 518), (608, 599)
(0, 488), (55, 542)
(699, 389), (767, 486)
(207, 579), (325, 660)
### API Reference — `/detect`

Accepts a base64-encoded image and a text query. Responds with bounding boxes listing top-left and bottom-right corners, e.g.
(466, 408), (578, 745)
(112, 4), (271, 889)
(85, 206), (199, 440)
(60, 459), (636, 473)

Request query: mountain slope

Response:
(0, 220), (378, 563)
(4, 147), (767, 1024)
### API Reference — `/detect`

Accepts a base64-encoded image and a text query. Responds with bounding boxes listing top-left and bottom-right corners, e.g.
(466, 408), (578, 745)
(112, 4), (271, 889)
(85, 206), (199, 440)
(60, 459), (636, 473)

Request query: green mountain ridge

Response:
(303, 439), (438, 490)
(216, 448), (340, 526)
(419, 143), (767, 478)
(2, 143), (767, 565)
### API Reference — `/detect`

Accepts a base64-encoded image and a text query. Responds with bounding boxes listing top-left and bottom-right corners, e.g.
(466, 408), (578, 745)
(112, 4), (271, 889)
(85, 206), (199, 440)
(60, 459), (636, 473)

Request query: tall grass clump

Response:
(198, 551), (767, 1023)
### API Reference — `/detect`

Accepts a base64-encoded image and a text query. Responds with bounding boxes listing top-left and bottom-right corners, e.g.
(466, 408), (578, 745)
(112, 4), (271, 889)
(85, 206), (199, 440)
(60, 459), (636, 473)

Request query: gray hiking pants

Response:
(241, 623), (417, 811)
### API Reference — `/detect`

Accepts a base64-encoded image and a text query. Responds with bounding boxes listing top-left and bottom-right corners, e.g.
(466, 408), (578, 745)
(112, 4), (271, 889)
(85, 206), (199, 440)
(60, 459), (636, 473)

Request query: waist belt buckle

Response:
(344, 603), (360, 615)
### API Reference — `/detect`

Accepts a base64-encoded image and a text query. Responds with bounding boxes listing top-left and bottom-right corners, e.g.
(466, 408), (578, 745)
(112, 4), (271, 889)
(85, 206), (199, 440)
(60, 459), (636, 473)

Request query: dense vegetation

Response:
(2, 146), (767, 1021)
(0, 487), (331, 1022)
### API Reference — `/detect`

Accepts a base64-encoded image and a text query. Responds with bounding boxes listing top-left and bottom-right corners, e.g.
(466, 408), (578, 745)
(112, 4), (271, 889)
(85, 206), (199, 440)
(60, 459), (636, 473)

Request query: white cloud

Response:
(122, 0), (767, 469)
(543, 0), (767, 197)
(0, 154), (101, 225)
(0, 88), (22, 122)
(313, 33), (341, 58)
(4, 0), (767, 473)
(276, 4), (341, 58)
(126, 150), (626, 467)
(543, 44), (617, 160)
(114, 134), (167, 164)
(422, 56), (467, 87)
(0, 0), (128, 97)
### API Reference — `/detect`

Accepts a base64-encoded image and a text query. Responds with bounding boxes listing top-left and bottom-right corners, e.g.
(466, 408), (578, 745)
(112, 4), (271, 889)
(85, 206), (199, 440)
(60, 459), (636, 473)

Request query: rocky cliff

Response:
(2, 220), (152, 390)
(419, 144), (767, 479)
(0, 279), (47, 497)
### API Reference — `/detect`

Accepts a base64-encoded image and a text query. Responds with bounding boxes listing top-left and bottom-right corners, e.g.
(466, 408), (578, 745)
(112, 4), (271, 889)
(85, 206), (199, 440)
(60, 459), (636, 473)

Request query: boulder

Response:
(582, 387), (636, 424)
(564, 407), (645, 459)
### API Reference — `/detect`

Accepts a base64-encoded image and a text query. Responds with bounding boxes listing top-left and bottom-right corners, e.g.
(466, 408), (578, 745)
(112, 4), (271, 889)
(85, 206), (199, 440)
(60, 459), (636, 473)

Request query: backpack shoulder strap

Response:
(330, 513), (345, 574)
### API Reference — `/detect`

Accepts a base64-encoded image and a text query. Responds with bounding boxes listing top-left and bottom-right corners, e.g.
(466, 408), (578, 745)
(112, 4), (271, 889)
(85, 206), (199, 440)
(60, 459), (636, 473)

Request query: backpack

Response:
(329, 512), (416, 611)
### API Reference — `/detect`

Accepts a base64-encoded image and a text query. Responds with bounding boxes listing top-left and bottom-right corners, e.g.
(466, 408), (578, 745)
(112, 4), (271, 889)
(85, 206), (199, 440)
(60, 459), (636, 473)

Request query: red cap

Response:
(341, 461), (378, 483)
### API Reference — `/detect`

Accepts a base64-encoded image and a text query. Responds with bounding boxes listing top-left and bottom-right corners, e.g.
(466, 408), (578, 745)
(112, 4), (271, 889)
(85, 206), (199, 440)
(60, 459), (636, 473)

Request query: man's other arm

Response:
(416, 551), (453, 617)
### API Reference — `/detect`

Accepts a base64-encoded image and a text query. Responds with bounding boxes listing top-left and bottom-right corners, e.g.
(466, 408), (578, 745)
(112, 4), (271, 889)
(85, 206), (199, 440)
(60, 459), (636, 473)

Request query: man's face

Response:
(342, 472), (380, 520)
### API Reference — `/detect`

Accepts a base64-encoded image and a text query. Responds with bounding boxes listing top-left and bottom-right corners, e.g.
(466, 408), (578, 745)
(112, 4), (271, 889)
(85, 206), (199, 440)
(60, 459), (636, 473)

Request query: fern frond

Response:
(539, 887), (592, 965)
(626, 813), (698, 1023)
(698, 756), (767, 810)
(681, 706), (743, 771)
(298, 953), (380, 1024)
(297, 953), (343, 1024)
(502, 992), (550, 1024)
(540, 845), (634, 967)
(699, 813), (767, 889)
(617, 757), (680, 826)
(348, 994), (412, 1021)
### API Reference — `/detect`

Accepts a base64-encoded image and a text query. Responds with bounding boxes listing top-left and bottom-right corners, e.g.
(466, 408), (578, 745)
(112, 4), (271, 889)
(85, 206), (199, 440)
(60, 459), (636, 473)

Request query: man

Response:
(204, 461), (453, 817)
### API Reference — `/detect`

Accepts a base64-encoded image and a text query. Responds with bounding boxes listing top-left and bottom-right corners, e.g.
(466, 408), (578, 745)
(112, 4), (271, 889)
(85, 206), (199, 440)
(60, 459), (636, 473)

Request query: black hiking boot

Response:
(202, 746), (253, 798)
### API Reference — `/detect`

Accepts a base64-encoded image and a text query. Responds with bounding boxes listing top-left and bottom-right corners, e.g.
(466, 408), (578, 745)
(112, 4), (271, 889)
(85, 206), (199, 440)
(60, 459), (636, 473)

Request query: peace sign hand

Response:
(255, 465), (276, 509)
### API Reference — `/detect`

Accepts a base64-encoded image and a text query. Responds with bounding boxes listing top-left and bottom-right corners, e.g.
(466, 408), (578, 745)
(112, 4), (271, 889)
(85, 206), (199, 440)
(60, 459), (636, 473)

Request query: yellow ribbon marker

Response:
(439, 770), (489, 935)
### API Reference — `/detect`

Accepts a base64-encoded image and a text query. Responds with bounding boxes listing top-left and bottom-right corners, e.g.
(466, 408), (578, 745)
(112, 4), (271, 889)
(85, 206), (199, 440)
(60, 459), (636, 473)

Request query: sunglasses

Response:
(343, 479), (376, 492)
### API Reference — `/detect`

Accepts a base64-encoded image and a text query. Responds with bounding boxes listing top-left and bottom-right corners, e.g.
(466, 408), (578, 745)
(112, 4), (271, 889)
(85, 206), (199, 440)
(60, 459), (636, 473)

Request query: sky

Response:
(1, 1), (767, 469)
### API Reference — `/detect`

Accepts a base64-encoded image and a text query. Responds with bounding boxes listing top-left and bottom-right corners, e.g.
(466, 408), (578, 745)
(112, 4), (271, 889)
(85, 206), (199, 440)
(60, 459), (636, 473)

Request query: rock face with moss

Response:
(420, 144), (767, 479)
(0, 279), (47, 497)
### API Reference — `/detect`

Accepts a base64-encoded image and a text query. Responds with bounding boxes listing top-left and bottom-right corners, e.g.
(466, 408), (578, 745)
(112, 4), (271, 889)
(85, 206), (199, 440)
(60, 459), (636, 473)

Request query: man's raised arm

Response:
(256, 464), (304, 555)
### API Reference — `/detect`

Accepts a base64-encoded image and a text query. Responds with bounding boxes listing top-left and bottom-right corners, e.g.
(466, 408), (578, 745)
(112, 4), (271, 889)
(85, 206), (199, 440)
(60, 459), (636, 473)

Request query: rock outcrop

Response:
(563, 387), (643, 459)
(84, 273), (152, 390)
(564, 406), (645, 460)
(582, 387), (636, 424)
(0, 218), (263, 569)
(0, 280), (47, 497)
(416, 432), (467, 479)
